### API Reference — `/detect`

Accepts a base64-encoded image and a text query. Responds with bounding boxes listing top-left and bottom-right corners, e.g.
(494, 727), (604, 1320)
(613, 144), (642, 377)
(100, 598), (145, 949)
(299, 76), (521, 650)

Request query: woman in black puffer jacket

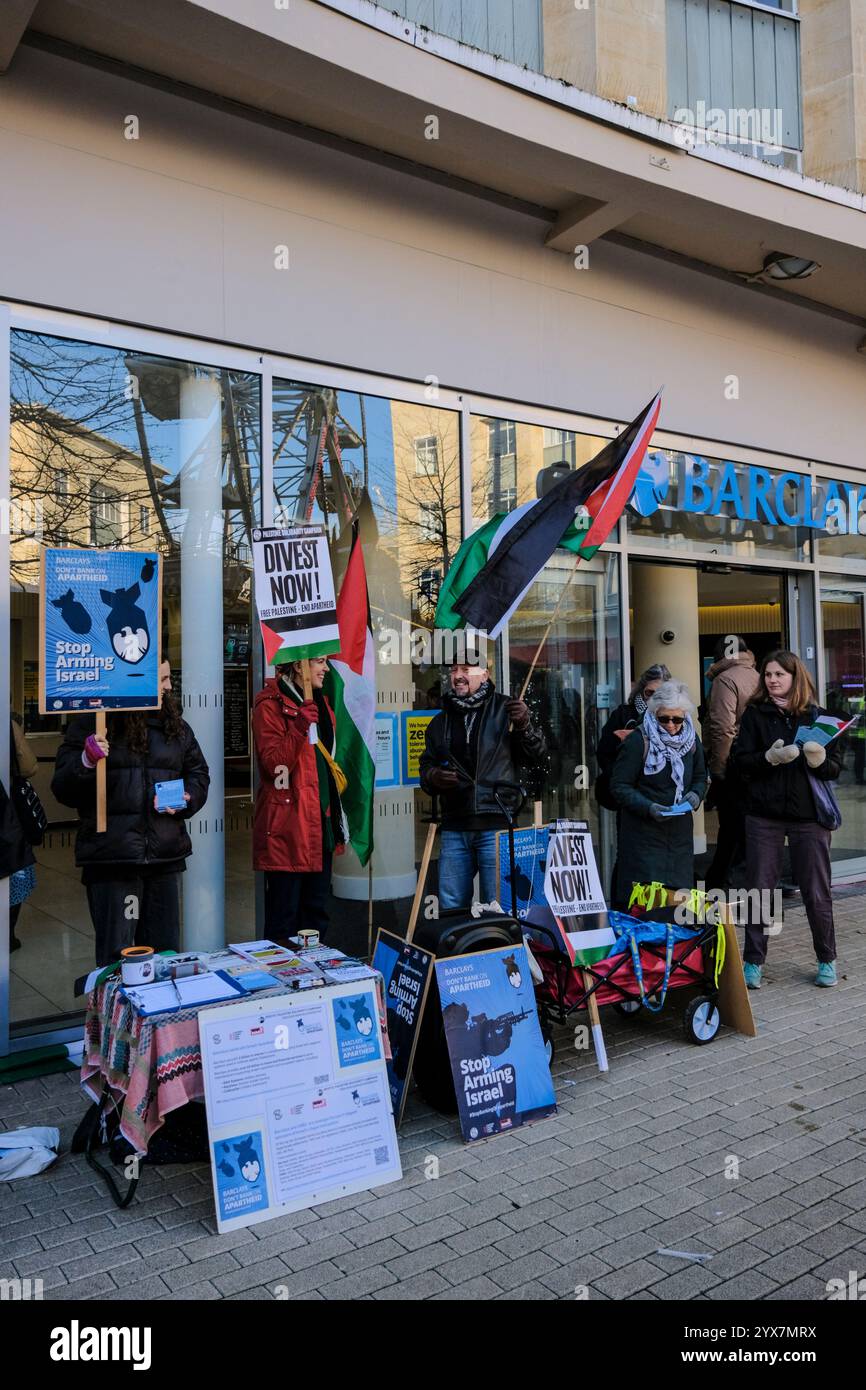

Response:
(52, 661), (209, 965)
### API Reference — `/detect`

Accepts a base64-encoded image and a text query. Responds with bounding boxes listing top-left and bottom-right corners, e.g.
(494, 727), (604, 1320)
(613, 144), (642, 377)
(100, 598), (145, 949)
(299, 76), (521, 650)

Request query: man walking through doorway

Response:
(419, 658), (546, 911)
(704, 635), (760, 889)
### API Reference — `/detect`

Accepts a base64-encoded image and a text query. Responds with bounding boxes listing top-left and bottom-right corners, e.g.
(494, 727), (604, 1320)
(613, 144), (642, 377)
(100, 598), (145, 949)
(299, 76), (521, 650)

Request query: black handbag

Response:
(10, 735), (47, 846)
(11, 778), (47, 845)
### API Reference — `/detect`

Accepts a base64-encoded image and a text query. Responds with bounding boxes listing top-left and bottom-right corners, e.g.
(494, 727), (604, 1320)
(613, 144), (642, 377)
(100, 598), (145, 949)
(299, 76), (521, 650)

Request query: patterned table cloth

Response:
(82, 975), (391, 1155)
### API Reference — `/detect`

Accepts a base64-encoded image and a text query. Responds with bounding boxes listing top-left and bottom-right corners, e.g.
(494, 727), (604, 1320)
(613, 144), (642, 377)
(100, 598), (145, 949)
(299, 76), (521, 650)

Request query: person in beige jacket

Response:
(704, 637), (760, 889)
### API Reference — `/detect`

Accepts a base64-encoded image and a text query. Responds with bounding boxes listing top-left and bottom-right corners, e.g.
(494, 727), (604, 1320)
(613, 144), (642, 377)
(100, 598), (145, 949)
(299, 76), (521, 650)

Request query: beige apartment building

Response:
(0, 0), (865, 1050)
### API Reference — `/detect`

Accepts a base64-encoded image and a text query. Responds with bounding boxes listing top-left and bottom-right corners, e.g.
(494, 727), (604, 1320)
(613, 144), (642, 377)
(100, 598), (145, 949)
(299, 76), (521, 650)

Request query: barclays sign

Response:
(629, 451), (866, 535)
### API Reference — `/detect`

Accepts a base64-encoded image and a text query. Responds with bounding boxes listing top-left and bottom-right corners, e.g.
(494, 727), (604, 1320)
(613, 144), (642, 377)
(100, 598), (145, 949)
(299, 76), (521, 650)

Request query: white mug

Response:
(121, 948), (155, 986)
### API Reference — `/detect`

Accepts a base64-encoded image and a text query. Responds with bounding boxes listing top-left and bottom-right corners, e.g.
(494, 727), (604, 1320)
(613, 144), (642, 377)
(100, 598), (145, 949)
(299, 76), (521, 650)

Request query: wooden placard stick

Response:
(96, 711), (108, 834)
(406, 820), (437, 943)
(300, 658), (318, 744)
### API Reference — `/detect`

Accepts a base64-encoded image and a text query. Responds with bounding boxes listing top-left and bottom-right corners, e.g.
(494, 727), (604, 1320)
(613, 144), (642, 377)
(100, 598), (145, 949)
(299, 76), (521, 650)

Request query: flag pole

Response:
(517, 555), (582, 702)
(367, 861), (374, 962)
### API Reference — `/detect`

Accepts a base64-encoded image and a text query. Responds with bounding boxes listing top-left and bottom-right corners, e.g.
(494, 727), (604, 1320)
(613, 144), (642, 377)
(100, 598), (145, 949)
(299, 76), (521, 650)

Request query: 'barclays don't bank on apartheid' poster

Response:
(40, 549), (161, 713)
(435, 945), (556, 1143)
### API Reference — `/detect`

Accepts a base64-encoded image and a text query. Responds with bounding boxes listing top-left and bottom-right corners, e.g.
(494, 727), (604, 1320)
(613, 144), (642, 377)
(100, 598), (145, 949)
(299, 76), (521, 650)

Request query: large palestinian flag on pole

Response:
(443, 392), (661, 637)
(325, 525), (376, 866)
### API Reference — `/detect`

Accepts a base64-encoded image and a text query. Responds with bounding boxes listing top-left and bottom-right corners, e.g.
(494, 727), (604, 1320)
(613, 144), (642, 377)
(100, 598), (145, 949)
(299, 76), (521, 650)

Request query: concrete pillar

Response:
(631, 561), (706, 853)
(801, 0), (866, 194)
(179, 369), (225, 948)
(541, 0), (667, 120)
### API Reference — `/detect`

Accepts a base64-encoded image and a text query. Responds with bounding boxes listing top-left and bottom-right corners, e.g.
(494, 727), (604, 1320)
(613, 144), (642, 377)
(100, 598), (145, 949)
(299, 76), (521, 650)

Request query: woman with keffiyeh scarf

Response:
(609, 679), (708, 909)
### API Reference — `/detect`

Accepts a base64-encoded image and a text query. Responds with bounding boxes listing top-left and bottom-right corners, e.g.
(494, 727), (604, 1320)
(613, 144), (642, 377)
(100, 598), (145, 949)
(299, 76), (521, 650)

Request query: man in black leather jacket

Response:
(419, 660), (546, 911)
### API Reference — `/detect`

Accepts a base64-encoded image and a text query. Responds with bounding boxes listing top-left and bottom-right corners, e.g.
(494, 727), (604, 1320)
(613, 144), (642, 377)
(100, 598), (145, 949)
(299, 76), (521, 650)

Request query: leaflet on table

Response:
(322, 963), (380, 984)
(229, 940), (296, 965)
(270, 960), (326, 990)
(297, 946), (347, 963)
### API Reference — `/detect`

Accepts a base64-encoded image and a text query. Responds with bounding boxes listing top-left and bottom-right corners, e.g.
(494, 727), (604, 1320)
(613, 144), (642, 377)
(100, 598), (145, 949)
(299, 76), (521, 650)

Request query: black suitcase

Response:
(412, 909), (523, 1114)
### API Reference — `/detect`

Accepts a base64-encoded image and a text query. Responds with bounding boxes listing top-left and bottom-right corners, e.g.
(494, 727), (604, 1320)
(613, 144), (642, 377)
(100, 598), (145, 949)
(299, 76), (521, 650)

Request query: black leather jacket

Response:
(419, 688), (546, 827)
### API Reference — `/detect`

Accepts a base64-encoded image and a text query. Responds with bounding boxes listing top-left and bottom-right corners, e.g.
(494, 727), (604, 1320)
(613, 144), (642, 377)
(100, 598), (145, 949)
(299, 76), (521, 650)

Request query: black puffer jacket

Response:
(732, 701), (844, 823)
(419, 686), (546, 826)
(51, 714), (210, 867)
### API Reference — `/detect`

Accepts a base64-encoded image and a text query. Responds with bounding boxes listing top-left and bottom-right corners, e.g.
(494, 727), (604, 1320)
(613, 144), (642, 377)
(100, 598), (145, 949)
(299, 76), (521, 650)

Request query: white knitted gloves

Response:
(802, 740), (827, 768)
(765, 738), (800, 766)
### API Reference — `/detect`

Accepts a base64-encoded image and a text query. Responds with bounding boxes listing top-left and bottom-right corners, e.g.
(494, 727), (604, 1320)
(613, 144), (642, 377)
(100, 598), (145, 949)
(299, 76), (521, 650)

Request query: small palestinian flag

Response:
(447, 392), (662, 637)
(795, 713), (859, 747)
(563, 925), (618, 968)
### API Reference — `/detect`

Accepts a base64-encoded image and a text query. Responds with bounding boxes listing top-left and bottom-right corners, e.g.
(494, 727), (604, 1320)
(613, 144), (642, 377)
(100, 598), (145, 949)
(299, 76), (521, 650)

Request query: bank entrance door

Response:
(629, 560), (788, 860)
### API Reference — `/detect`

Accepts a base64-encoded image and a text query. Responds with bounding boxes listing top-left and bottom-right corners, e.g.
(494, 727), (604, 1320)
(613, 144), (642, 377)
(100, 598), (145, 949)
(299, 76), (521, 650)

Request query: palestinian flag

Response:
(796, 712), (859, 747)
(565, 925), (618, 968)
(435, 499), (601, 632)
(324, 526), (376, 866)
(450, 392), (662, 636)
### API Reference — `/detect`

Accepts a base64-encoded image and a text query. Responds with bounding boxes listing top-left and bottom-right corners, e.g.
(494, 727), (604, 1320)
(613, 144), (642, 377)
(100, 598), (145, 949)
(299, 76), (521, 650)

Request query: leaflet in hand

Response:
(659, 801), (692, 817)
(154, 778), (186, 811)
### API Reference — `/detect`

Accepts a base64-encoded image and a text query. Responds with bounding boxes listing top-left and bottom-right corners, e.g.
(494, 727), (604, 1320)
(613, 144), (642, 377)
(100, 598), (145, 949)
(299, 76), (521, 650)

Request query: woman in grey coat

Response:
(610, 680), (708, 908)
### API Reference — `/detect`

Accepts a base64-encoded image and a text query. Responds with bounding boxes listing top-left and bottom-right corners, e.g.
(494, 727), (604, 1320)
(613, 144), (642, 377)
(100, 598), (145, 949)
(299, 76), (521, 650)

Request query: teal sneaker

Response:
(815, 961), (837, 988)
(743, 963), (762, 990)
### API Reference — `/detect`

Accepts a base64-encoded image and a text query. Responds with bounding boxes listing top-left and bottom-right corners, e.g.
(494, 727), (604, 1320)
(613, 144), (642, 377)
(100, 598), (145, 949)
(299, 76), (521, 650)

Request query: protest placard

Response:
(372, 931), (434, 1125)
(251, 525), (340, 667)
(40, 549), (162, 714)
(40, 548), (163, 834)
(435, 945), (556, 1143)
(543, 819), (606, 917)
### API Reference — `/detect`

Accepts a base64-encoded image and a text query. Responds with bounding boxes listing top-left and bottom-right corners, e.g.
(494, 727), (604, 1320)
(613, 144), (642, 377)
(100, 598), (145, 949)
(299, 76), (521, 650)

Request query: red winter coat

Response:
(251, 679), (342, 873)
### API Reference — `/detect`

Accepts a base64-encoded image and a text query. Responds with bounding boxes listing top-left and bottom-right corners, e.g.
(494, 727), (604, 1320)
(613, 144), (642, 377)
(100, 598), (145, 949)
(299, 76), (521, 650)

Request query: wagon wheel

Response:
(683, 995), (721, 1045)
(612, 999), (641, 1018)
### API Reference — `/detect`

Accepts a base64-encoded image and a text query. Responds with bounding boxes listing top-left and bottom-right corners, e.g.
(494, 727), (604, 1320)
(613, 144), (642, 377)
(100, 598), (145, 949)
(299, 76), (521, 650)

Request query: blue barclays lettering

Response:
(712, 461), (746, 519)
(745, 466), (776, 524)
(633, 452), (865, 535)
(682, 455), (713, 511)
(773, 472), (803, 525)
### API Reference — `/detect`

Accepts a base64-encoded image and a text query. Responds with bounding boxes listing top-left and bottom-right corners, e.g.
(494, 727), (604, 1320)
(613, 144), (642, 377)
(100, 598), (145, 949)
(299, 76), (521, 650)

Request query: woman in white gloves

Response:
(732, 651), (845, 990)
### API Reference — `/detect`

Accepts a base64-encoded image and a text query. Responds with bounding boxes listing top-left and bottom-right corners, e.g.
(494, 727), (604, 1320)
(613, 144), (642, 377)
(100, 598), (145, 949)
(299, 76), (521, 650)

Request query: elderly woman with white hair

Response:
(609, 678), (708, 908)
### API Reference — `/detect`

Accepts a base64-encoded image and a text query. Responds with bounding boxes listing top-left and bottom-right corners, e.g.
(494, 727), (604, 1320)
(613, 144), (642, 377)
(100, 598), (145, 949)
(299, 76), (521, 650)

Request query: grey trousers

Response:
(743, 814), (836, 965)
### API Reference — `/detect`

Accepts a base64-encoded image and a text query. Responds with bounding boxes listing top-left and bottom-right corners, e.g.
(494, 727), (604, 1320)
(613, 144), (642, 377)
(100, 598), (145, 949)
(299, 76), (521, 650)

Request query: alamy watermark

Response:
(672, 103), (784, 153)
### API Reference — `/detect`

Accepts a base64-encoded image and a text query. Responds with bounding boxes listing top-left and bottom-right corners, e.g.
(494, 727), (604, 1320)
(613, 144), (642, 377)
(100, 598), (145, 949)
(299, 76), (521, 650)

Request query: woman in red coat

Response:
(252, 657), (346, 940)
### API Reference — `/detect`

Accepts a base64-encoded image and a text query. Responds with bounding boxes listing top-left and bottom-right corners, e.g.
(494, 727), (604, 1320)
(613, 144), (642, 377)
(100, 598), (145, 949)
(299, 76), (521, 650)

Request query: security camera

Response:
(660, 629), (676, 645)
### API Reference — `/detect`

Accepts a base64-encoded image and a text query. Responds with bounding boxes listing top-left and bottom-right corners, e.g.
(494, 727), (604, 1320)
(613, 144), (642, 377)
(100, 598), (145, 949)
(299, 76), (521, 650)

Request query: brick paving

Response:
(2, 892), (865, 1302)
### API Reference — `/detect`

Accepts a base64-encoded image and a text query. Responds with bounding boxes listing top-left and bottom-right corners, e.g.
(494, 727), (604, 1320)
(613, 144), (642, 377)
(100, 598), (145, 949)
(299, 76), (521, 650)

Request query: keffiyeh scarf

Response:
(641, 708), (696, 801)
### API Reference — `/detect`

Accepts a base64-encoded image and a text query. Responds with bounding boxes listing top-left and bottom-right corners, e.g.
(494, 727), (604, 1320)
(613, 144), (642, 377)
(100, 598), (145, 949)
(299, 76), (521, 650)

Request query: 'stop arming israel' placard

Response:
(40, 549), (162, 713)
(252, 525), (340, 666)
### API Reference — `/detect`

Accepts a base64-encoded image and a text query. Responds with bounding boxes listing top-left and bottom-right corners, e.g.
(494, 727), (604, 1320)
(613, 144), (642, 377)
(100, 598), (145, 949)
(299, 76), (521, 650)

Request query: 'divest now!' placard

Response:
(543, 820), (606, 917)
